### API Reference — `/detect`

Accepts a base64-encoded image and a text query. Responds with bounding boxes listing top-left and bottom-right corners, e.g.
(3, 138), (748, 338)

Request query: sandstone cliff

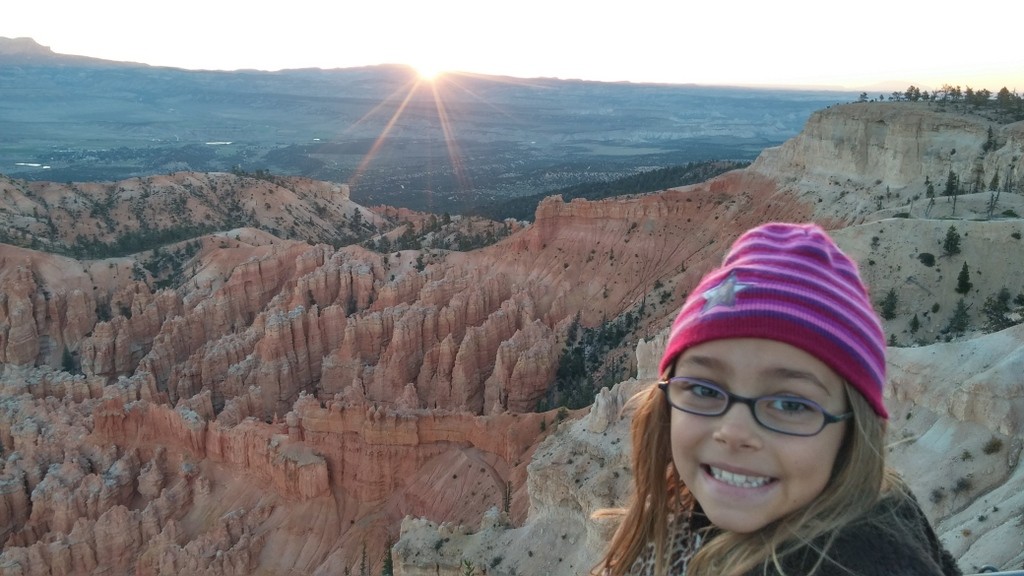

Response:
(753, 102), (1024, 223)
(3, 102), (1024, 574)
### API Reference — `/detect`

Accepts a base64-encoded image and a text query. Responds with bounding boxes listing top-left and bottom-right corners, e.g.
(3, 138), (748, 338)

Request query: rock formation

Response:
(3, 102), (1024, 574)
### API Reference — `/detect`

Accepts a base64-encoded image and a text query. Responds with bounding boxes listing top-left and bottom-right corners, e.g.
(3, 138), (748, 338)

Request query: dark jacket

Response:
(621, 487), (961, 576)
(753, 488), (962, 576)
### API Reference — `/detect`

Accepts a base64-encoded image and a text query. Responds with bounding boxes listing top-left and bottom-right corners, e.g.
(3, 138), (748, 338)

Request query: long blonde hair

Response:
(595, 380), (894, 576)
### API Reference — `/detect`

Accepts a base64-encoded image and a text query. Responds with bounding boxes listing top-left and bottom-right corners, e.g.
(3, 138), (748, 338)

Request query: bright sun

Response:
(413, 63), (443, 81)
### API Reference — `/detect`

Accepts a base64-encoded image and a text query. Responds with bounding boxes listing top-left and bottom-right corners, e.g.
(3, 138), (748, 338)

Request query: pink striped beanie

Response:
(658, 222), (888, 418)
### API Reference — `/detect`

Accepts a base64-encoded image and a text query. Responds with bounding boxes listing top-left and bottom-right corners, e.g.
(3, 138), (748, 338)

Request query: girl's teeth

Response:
(710, 466), (771, 488)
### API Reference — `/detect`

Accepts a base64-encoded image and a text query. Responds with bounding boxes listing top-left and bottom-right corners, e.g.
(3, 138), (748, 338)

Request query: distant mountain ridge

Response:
(0, 37), (54, 56)
(0, 36), (857, 213)
(0, 36), (139, 66)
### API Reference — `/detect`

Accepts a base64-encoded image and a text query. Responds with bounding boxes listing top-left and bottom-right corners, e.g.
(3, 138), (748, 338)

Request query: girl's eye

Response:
(766, 397), (815, 413)
(686, 383), (724, 399)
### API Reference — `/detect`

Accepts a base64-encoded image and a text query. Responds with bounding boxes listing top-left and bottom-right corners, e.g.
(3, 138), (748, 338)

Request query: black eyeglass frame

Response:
(657, 377), (853, 437)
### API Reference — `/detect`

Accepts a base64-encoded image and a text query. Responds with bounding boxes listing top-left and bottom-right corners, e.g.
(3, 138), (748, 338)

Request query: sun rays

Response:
(342, 69), (543, 199)
(412, 64), (443, 82)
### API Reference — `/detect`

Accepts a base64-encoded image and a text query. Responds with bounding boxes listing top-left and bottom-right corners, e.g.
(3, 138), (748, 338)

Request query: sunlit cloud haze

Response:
(3, 0), (1021, 91)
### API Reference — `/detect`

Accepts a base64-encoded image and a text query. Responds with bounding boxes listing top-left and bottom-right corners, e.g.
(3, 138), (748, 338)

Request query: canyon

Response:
(1, 101), (1024, 574)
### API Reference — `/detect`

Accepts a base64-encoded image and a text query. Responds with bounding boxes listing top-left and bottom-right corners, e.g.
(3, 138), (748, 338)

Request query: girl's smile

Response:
(704, 464), (773, 489)
(669, 338), (849, 533)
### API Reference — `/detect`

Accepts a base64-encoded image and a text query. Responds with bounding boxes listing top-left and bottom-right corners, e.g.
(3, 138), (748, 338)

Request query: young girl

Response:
(596, 222), (962, 576)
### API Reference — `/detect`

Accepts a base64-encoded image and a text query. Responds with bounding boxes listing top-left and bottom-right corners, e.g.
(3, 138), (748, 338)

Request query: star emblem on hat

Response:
(701, 271), (752, 312)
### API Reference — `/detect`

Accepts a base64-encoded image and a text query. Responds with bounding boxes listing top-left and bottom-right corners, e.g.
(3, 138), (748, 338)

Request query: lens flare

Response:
(342, 69), (546, 200)
(413, 64), (443, 81)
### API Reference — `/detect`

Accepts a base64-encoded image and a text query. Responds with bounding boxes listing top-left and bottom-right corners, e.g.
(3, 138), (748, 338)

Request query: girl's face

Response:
(669, 338), (848, 533)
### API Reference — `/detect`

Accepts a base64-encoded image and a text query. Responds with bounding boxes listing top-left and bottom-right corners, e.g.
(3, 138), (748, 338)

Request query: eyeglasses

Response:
(657, 377), (852, 437)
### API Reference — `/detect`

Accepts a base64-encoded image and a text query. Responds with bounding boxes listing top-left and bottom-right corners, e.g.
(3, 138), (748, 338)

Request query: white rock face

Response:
(886, 326), (1024, 571)
(753, 102), (1024, 223)
(798, 103), (1019, 183)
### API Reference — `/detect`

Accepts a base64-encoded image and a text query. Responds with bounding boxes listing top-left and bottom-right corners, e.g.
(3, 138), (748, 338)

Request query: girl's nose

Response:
(711, 402), (763, 449)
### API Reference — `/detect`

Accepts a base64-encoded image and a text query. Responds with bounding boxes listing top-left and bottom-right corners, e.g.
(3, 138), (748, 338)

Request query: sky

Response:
(3, 0), (1021, 91)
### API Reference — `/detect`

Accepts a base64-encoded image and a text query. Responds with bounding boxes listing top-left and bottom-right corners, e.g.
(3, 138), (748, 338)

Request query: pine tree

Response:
(982, 287), (1014, 332)
(879, 288), (899, 320)
(943, 170), (959, 197)
(955, 262), (973, 294)
(945, 299), (970, 336)
(943, 226), (961, 256)
(909, 314), (921, 334)
(360, 542), (368, 576)
(381, 538), (394, 576)
(61, 347), (76, 373)
(983, 126), (995, 152)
